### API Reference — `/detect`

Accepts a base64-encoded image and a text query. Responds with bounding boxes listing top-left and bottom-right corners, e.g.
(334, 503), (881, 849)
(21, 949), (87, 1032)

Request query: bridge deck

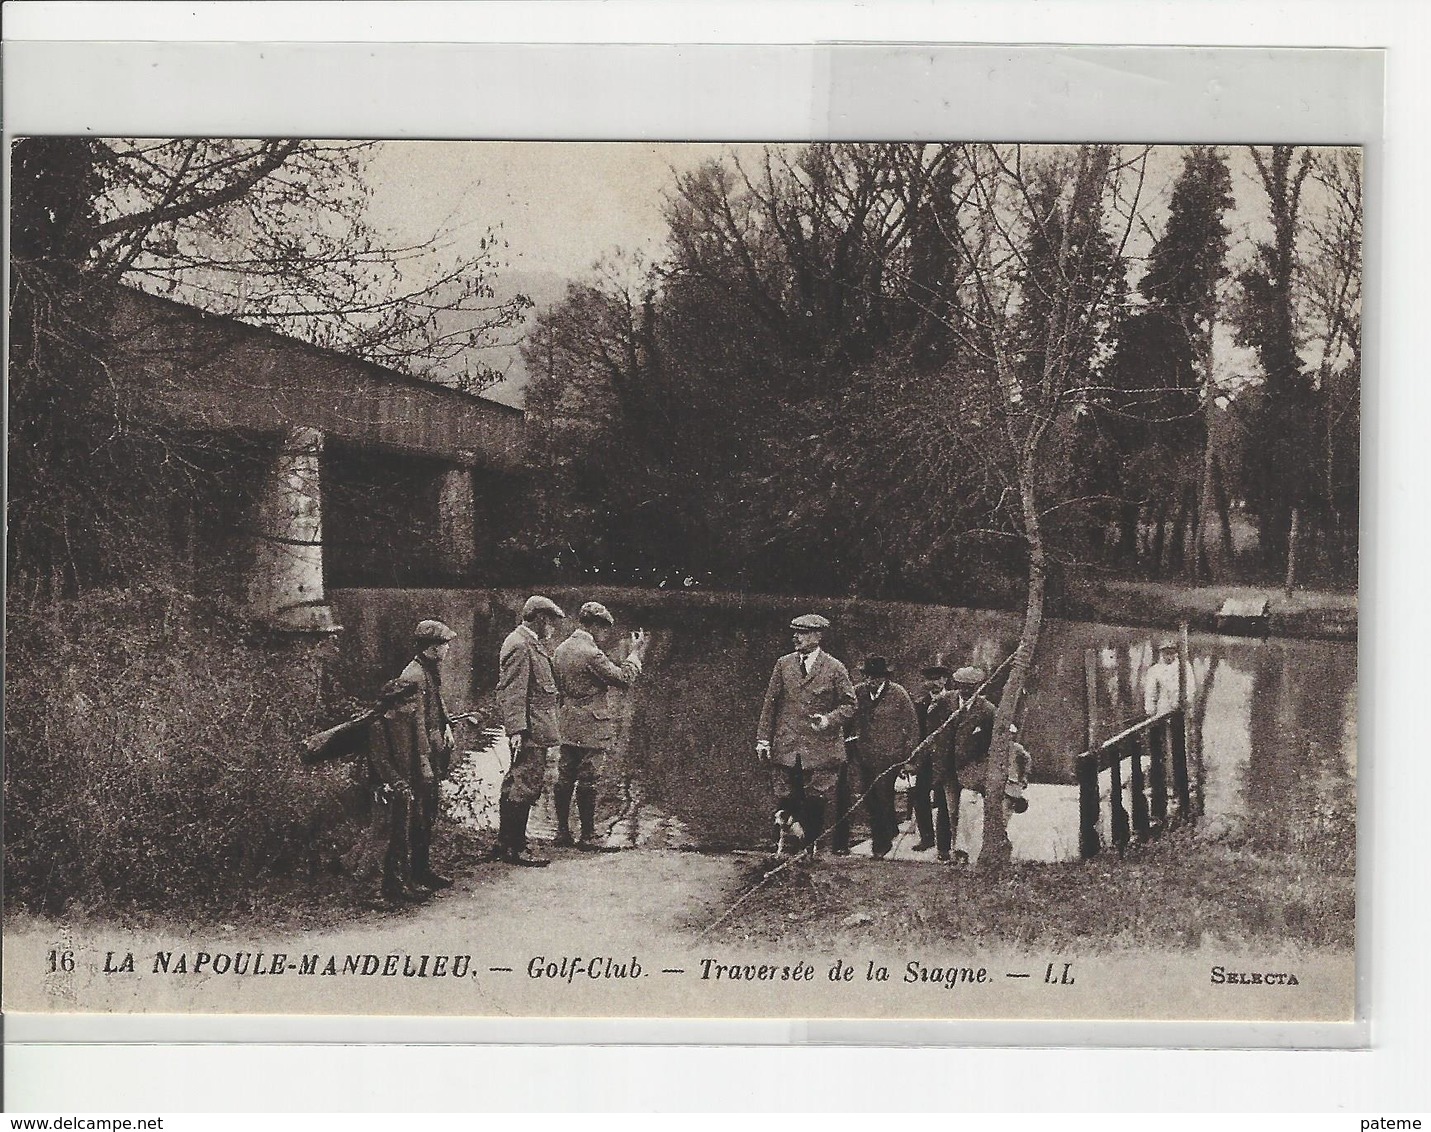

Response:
(108, 286), (526, 472)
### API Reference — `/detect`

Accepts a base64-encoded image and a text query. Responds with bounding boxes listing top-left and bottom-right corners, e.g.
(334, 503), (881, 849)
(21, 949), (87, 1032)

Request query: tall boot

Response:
(513, 803), (550, 867)
(553, 780), (576, 846)
(576, 786), (598, 848)
(802, 796), (826, 859)
(491, 798), (516, 861)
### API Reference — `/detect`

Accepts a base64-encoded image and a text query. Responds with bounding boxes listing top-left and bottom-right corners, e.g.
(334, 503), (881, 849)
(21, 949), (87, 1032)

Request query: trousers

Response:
(770, 760), (842, 849)
(853, 760), (900, 854)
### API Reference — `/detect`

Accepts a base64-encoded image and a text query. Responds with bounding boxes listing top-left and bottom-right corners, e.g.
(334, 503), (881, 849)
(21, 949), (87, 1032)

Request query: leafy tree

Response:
(1106, 146), (1235, 577)
(1232, 144), (1317, 575)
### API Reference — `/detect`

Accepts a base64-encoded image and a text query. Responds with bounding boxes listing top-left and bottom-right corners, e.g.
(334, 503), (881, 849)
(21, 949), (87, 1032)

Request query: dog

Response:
(773, 809), (806, 856)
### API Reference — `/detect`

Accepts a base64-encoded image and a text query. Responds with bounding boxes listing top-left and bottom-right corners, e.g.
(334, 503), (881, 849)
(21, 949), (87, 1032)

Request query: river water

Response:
(329, 589), (1357, 862)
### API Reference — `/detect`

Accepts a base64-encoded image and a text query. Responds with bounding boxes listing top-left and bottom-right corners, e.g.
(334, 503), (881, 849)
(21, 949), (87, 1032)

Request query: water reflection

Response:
(334, 592), (1357, 862)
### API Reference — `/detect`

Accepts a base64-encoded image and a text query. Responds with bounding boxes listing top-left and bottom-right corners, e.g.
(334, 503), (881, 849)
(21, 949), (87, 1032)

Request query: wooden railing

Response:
(1075, 708), (1190, 859)
(1076, 627), (1197, 859)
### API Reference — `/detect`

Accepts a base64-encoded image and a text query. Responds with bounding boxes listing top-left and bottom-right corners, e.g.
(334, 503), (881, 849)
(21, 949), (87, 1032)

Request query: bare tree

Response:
(898, 143), (1149, 866)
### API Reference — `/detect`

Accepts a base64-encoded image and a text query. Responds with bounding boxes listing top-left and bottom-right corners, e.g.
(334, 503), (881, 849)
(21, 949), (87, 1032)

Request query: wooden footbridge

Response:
(1075, 625), (1200, 859)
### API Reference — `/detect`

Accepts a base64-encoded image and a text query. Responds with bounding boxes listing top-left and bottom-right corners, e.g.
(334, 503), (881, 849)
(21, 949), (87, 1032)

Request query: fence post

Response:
(1148, 719), (1169, 826)
(1170, 708), (1191, 816)
(1081, 649), (1101, 859)
(1178, 619), (1204, 817)
(1108, 733), (1128, 852)
(1127, 735), (1150, 838)
(1077, 751), (1100, 859)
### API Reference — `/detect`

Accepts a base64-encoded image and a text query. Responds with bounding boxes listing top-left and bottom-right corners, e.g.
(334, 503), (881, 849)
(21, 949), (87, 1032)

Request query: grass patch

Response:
(4, 585), (378, 918)
(710, 830), (1355, 952)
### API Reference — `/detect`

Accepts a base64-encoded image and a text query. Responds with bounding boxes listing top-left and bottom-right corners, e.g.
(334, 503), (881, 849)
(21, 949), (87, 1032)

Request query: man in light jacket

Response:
(756, 613), (857, 857)
(552, 601), (649, 848)
(493, 595), (566, 867)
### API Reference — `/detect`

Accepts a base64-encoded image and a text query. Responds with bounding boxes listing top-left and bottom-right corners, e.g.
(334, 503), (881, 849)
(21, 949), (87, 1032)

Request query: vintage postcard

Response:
(4, 129), (1361, 1026)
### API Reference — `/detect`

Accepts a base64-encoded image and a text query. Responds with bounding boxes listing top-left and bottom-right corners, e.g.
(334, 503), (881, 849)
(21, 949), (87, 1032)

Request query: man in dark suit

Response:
(493, 595), (566, 867)
(910, 663), (953, 853)
(850, 656), (919, 858)
(552, 601), (649, 848)
(756, 613), (857, 858)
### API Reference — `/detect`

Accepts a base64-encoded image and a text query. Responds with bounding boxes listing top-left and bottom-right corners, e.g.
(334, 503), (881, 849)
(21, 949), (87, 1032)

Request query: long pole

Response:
(1178, 618), (1202, 817)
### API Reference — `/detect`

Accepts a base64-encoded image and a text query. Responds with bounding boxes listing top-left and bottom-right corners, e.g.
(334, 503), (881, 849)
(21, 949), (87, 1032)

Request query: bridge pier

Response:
(246, 425), (340, 634)
(436, 466), (477, 581)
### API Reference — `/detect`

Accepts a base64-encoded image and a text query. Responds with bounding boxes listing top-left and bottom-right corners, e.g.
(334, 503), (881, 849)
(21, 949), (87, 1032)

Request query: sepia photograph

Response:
(4, 134), (1361, 1023)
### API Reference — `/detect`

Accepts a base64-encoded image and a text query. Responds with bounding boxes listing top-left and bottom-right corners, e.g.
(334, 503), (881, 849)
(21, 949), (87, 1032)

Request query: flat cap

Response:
(377, 677), (421, 705)
(1157, 636), (1179, 651)
(414, 619), (457, 644)
(951, 665), (986, 686)
(789, 613), (830, 632)
(578, 601), (615, 626)
(521, 594), (566, 620)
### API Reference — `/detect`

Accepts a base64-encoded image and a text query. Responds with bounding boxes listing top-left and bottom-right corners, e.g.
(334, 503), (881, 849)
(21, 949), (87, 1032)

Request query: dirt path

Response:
(3, 849), (749, 1015)
(356, 847), (743, 949)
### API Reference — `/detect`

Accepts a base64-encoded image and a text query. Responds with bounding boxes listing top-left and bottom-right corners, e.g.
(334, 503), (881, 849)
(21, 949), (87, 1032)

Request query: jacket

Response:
(553, 628), (642, 748)
(851, 680), (919, 771)
(947, 692), (997, 777)
(497, 623), (561, 747)
(757, 650), (857, 770)
(366, 703), (427, 788)
(399, 655), (453, 775)
(915, 692), (954, 768)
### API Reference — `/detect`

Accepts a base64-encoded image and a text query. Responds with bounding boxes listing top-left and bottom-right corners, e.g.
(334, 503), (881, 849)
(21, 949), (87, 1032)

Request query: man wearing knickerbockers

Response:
(552, 601), (649, 849)
(756, 613), (857, 858)
(493, 595), (566, 867)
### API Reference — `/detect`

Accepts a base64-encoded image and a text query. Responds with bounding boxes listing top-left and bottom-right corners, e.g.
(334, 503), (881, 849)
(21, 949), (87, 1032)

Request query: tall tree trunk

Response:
(980, 460), (1046, 870)
(1169, 491), (1191, 574)
(1152, 500), (1169, 576)
(1196, 340), (1228, 581)
(1214, 459), (1235, 552)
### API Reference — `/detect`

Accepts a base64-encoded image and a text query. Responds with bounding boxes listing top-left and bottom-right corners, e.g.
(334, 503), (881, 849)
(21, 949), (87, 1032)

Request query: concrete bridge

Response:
(107, 286), (527, 632)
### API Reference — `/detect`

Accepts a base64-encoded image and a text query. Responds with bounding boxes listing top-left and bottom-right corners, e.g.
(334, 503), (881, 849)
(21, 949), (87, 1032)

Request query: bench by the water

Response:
(1216, 596), (1271, 636)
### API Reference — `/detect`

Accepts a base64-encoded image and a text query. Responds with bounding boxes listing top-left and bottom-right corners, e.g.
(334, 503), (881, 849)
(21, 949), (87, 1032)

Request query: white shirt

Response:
(1143, 658), (1196, 717)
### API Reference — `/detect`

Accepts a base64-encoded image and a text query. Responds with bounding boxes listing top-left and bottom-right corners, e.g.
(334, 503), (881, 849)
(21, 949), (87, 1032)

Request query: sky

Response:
(363, 141), (765, 284)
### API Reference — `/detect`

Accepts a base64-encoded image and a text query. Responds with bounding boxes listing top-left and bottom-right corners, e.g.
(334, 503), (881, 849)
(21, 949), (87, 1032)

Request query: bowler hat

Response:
(790, 613), (830, 632)
(414, 619), (457, 644)
(951, 665), (985, 686)
(521, 595), (566, 620)
(859, 656), (893, 678)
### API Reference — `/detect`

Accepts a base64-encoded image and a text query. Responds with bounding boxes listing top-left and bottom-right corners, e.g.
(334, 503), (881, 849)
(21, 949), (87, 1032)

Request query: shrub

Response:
(4, 584), (365, 915)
